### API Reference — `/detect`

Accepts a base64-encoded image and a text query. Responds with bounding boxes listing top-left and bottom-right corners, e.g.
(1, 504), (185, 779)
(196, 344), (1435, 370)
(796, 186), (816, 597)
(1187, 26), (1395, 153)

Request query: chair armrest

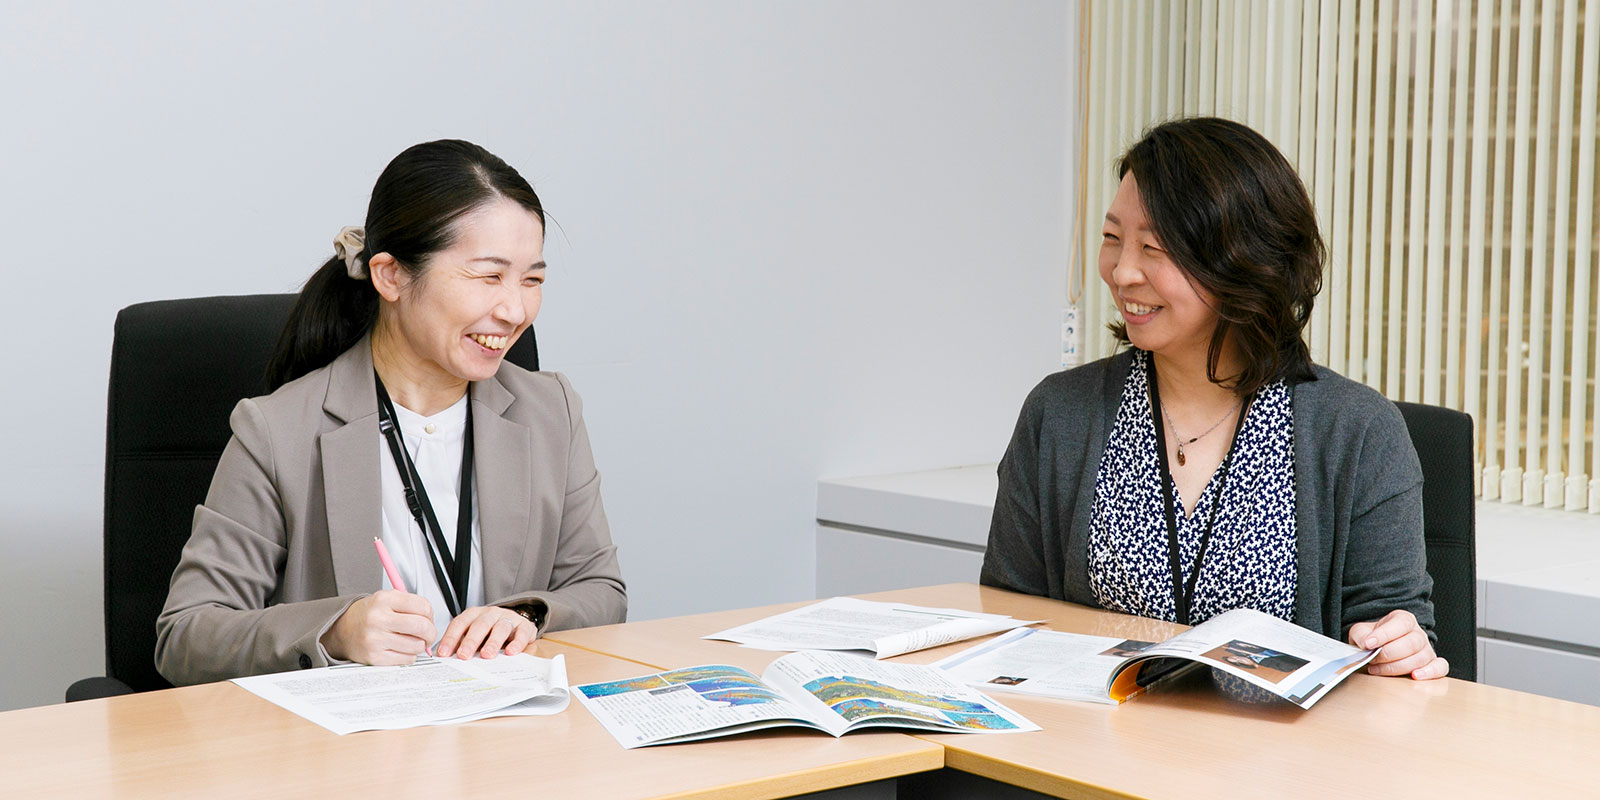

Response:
(65, 676), (137, 702)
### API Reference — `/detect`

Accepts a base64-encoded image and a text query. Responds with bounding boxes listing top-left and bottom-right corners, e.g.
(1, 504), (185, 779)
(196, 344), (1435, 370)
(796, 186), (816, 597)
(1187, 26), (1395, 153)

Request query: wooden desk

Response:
(549, 584), (1600, 799)
(0, 641), (940, 800)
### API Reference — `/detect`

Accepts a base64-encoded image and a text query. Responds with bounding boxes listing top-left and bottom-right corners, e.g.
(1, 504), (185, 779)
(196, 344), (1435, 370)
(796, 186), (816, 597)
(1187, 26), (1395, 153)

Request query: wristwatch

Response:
(511, 601), (548, 630)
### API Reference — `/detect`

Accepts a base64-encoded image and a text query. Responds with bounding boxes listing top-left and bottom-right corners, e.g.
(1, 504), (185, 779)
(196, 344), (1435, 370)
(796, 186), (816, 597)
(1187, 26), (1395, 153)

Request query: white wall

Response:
(0, 0), (1076, 710)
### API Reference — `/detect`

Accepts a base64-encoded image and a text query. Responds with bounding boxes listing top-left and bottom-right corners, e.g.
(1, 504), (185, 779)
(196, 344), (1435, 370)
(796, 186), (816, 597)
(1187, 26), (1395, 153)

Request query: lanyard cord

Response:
(1147, 358), (1252, 626)
(375, 373), (474, 618)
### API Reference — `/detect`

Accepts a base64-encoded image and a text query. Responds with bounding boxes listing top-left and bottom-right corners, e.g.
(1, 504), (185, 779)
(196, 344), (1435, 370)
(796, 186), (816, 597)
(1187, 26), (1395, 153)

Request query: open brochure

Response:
(232, 653), (569, 735)
(934, 608), (1378, 709)
(574, 650), (1039, 748)
(704, 597), (1040, 658)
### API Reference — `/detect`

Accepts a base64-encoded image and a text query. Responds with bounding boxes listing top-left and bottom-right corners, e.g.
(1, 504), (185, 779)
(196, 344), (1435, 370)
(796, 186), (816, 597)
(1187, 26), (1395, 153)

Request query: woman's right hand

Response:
(320, 590), (438, 665)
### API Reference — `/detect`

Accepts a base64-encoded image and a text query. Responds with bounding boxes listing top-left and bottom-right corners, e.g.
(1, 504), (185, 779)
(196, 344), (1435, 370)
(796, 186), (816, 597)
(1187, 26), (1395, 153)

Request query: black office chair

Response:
(1394, 401), (1477, 682)
(66, 294), (538, 701)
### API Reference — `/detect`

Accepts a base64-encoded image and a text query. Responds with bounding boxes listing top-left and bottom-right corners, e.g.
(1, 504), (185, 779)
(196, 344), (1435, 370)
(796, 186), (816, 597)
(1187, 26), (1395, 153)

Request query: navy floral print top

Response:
(1088, 350), (1298, 625)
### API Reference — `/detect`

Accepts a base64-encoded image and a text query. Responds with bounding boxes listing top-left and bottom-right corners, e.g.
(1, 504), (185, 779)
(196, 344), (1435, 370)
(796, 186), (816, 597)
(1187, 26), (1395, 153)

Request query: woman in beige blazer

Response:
(156, 140), (626, 686)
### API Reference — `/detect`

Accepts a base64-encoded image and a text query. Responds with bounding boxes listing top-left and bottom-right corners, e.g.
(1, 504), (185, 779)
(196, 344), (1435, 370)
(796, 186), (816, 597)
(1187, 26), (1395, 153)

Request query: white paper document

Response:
(231, 653), (569, 735)
(574, 649), (1039, 749)
(703, 597), (1041, 658)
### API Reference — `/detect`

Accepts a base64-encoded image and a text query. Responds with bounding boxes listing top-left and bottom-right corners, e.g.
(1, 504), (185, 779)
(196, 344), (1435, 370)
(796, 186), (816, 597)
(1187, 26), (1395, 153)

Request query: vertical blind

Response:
(1072, 0), (1600, 512)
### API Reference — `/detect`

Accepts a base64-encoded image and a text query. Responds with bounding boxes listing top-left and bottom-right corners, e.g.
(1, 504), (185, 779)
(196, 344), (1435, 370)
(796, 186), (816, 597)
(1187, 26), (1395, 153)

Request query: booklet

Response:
(703, 597), (1040, 658)
(933, 608), (1378, 709)
(574, 649), (1040, 748)
(232, 653), (569, 735)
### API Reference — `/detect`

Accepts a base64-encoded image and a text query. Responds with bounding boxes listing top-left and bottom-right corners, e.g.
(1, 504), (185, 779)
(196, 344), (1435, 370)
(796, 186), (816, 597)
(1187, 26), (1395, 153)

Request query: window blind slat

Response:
(1368, 0), (1398, 394)
(1445, 1), (1473, 411)
(1422, 1), (1452, 407)
(1465, 0), (1498, 493)
(1328, 0), (1358, 375)
(1349, 0), (1379, 385)
(1422, 0), (1450, 406)
(1575, 0), (1600, 511)
(1546, 0), (1581, 507)
(1522, 0), (1560, 505)
(1501, 0), (1540, 503)
(1135, 0), (1152, 132)
(1168, 0), (1185, 112)
(1232, 0), (1250, 118)
(1278, 1), (1304, 152)
(1248, 0), (1269, 131)
(1199, 0), (1217, 113)
(1482, 0), (1518, 499)
(1298, 1), (1321, 176)
(1184, 0), (1203, 115)
(1311, 0), (1341, 364)
(1404, 0), (1434, 404)
(1385, 0), (1413, 400)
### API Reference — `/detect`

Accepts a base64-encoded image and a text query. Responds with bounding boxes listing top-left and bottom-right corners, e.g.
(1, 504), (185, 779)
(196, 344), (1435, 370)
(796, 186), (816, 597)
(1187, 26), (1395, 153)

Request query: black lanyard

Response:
(375, 373), (474, 618)
(1147, 359), (1252, 626)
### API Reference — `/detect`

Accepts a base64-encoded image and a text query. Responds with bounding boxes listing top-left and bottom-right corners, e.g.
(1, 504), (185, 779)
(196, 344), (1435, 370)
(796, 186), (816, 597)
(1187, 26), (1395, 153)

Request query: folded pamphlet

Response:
(934, 608), (1377, 709)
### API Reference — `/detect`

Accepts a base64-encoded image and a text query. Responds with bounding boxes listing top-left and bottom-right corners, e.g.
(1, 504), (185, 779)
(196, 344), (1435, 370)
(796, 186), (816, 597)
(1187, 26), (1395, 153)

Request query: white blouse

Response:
(377, 393), (484, 643)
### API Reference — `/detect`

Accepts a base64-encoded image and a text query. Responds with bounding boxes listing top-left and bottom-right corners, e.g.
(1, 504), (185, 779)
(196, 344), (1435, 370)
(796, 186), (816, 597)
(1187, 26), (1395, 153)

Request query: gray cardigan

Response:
(980, 349), (1435, 642)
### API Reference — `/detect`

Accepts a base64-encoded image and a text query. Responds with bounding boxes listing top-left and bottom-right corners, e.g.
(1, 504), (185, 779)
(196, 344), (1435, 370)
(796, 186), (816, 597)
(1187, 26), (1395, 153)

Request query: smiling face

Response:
(372, 198), (545, 393)
(1098, 173), (1222, 365)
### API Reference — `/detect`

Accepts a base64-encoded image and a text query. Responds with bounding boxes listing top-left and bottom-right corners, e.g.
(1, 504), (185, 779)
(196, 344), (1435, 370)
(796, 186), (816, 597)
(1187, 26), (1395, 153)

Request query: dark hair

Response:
(1108, 117), (1323, 395)
(265, 139), (545, 390)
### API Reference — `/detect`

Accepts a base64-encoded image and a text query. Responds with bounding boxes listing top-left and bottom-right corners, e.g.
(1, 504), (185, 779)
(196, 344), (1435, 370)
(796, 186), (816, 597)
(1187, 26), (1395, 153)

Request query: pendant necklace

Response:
(1158, 392), (1243, 466)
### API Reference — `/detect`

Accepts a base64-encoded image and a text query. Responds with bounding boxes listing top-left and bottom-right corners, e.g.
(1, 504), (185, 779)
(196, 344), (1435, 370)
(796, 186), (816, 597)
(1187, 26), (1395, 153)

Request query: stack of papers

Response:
(704, 597), (1041, 658)
(232, 653), (570, 734)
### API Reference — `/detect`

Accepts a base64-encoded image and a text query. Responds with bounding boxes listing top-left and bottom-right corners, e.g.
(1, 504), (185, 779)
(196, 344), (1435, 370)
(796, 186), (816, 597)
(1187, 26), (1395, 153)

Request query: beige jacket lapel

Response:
(320, 341), (383, 597)
(471, 374), (532, 602)
(316, 339), (533, 603)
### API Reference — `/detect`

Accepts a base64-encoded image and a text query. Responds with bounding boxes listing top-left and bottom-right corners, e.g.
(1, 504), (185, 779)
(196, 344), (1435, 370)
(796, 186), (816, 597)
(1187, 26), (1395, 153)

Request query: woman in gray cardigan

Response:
(157, 141), (626, 685)
(981, 118), (1445, 680)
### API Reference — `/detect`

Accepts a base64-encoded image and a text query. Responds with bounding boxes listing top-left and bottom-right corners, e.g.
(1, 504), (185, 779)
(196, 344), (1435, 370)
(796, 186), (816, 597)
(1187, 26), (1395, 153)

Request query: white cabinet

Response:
(1479, 638), (1600, 707)
(815, 523), (985, 598)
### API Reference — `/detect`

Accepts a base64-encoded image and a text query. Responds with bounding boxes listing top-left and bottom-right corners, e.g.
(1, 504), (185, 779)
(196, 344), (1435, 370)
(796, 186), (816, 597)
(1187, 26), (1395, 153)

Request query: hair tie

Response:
(333, 226), (367, 279)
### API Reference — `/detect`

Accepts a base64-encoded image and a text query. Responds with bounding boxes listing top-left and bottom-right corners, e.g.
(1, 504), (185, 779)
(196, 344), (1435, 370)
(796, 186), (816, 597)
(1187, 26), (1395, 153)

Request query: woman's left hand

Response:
(436, 605), (537, 659)
(1348, 609), (1449, 680)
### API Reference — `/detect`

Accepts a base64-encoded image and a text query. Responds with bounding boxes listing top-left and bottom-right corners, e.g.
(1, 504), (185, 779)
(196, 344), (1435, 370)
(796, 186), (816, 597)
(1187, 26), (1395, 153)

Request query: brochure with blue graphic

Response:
(574, 649), (1039, 748)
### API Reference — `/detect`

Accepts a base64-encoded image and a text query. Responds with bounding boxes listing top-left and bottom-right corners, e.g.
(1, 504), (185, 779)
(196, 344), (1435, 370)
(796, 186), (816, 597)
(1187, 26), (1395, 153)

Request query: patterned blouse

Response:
(1088, 350), (1298, 625)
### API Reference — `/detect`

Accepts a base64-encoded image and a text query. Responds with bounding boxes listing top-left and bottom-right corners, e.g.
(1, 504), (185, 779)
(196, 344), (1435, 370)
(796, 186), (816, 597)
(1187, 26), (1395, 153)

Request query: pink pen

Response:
(373, 537), (433, 657)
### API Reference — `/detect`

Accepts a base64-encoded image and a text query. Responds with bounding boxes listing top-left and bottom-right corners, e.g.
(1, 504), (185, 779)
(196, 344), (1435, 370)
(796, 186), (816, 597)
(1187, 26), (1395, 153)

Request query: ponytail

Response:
(264, 256), (379, 391)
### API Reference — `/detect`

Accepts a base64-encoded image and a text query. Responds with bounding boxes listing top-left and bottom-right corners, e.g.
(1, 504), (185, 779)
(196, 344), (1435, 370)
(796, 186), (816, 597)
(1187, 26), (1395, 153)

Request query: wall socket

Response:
(1061, 305), (1081, 369)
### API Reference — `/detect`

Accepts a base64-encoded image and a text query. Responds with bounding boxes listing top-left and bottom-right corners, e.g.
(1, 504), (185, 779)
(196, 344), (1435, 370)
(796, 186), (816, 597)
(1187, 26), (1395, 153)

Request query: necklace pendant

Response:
(1176, 446), (1187, 467)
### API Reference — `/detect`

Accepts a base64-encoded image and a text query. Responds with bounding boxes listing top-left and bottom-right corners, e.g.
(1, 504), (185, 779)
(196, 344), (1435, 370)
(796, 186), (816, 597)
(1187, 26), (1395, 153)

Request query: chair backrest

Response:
(102, 293), (538, 691)
(1393, 401), (1476, 682)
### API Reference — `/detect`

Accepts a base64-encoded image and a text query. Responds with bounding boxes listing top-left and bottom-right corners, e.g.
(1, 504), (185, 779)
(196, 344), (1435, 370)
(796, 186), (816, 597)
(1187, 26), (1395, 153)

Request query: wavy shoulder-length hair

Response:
(1109, 117), (1324, 395)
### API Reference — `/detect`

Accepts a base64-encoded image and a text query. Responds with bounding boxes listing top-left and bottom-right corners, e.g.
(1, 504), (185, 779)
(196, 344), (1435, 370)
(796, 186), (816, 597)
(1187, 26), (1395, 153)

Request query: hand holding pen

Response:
(316, 538), (439, 664)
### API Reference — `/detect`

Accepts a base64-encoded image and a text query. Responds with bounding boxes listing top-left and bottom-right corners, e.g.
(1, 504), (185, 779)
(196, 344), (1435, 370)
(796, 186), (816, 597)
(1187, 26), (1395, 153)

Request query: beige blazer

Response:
(155, 339), (626, 686)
